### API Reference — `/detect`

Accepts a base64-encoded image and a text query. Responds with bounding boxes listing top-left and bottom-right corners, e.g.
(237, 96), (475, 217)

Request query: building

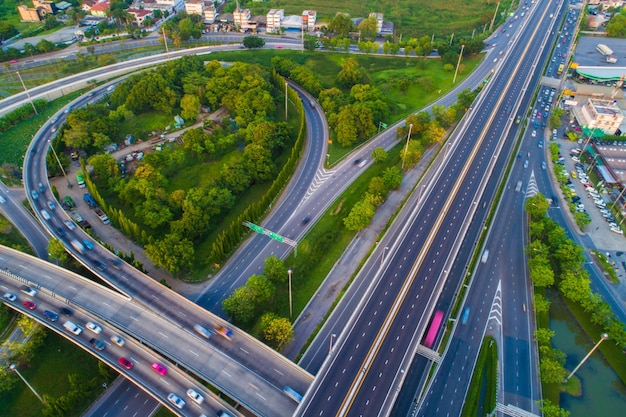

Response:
(203, 5), (217, 24)
(128, 8), (153, 26)
(233, 2), (251, 28)
(17, 0), (57, 22)
(184, 0), (217, 23)
(576, 98), (624, 136)
(89, 1), (110, 17)
(266, 9), (284, 33)
(301, 10), (316, 32)
(369, 12), (384, 35)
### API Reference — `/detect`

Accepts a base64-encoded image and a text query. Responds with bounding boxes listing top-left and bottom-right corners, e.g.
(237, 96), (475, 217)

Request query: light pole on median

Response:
(380, 246), (389, 267)
(10, 364), (45, 404)
(401, 124), (413, 169)
(287, 269), (293, 318)
(564, 333), (608, 382)
(48, 139), (71, 187)
(329, 333), (336, 354)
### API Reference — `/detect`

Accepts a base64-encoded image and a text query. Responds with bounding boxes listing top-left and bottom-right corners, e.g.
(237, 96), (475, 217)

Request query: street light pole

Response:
(329, 333), (336, 354)
(564, 333), (608, 382)
(401, 124), (413, 169)
(452, 44), (465, 85)
(16, 71), (38, 115)
(380, 246), (389, 267)
(287, 269), (293, 318)
(48, 140), (71, 187)
(10, 364), (45, 404)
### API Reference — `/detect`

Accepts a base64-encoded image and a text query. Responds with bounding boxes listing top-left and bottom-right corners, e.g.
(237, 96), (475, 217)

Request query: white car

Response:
(167, 393), (185, 409)
(3, 293), (17, 302)
(610, 227), (623, 235)
(21, 286), (37, 297)
(86, 322), (102, 334)
(186, 388), (204, 404)
(110, 335), (125, 347)
(64, 220), (76, 230)
(531, 130), (537, 137)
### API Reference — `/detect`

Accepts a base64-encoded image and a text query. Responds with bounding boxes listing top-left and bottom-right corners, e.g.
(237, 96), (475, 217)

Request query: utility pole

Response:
(287, 269), (293, 318)
(162, 27), (169, 53)
(48, 139), (71, 187)
(490, 2), (500, 32)
(285, 80), (288, 120)
(401, 124), (413, 169)
(453, 44), (465, 85)
(16, 71), (37, 115)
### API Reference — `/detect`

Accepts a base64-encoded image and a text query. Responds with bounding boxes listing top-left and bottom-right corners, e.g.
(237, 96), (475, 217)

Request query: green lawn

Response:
(0, 329), (115, 417)
(247, 0), (513, 38)
(0, 213), (35, 254)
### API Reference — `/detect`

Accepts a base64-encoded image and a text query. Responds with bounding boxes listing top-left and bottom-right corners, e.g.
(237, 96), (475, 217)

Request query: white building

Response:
(266, 9), (284, 33)
(302, 10), (316, 32)
(578, 98), (624, 135)
(233, 3), (251, 27)
(184, 0), (216, 23)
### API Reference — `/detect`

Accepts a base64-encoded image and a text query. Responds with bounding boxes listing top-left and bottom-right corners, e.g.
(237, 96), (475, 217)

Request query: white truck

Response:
(94, 208), (110, 225)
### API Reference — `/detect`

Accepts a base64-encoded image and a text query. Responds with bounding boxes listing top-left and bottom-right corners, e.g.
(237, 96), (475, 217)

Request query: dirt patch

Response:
(331, 199), (345, 216)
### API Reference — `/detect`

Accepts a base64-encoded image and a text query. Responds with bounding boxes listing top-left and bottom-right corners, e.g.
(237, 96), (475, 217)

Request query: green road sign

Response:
(268, 232), (284, 243)
(249, 223), (264, 233)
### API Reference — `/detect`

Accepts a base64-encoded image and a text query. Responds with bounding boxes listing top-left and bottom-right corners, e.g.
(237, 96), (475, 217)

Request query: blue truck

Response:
(83, 193), (97, 208)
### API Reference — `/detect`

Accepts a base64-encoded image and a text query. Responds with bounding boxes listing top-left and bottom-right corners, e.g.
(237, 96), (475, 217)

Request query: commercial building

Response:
(302, 10), (316, 32)
(266, 9), (284, 33)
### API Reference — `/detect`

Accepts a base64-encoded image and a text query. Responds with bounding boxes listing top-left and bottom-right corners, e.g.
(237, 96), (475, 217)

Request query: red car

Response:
(23, 300), (36, 310)
(151, 362), (167, 375)
(118, 357), (133, 370)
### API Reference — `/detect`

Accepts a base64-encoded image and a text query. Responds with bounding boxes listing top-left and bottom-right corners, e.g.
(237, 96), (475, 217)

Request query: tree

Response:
(303, 35), (319, 51)
(243, 36), (265, 48)
(337, 58), (368, 89)
(37, 39), (56, 53)
(539, 399), (570, 417)
(223, 275), (274, 323)
(88, 153), (119, 180)
(607, 13), (626, 37)
(48, 238), (70, 265)
(0, 22), (18, 41)
(382, 166), (403, 189)
(402, 139), (423, 168)
(261, 313), (294, 350)
(264, 255), (288, 284)
(145, 233), (194, 275)
(371, 147), (388, 163)
(525, 194), (549, 220)
(180, 94), (201, 121)
(343, 199), (375, 231)
(358, 16), (378, 40)
(327, 14), (355, 37)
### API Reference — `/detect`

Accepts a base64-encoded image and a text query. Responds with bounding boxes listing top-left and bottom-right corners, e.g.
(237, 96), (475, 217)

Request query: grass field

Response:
(247, 0), (513, 38)
(0, 213), (34, 254)
(0, 91), (82, 170)
(0, 329), (115, 417)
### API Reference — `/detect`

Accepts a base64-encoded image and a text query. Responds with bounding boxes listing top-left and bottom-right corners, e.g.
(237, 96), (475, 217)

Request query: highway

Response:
(296, 1), (564, 416)
(0, 261), (241, 417)
(0, 246), (302, 417)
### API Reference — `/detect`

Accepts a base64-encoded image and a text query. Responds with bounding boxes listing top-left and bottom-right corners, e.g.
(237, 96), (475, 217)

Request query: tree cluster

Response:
(525, 194), (626, 353)
(343, 160), (403, 231)
(607, 10), (626, 37)
(271, 56), (323, 97)
(162, 12), (204, 46)
(0, 99), (50, 133)
(222, 256), (294, 350)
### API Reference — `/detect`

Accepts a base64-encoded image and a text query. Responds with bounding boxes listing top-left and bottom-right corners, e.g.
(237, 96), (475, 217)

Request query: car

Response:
(86, 321), (102, 334)
(3, 293), (17, 302)
(571, 196), (581, 203)
(83, 239), (95, 250)
(64, 220), (76, 230)
(31, 190), (39, 200)
(40, 210), (51, 221)
(353, 158), (362, 165)
(21, 286), (37, 297)
(572, 156), (580, 162)
(531, 130), (536, 137)
(43, 310), (58, 322)
(538, 141), (543, 148)
(541, 161), (547, 170)
(610, 227), (624, 235)
(0, 195), (5, 204)
(194, 324), (212, 339)
(461, 307), (471, 324)
(276, 45), (283, 49)
(301, 217), (311, 225)
(47, 200), (56, 210)
(89, 338), (106, 351)
(118, 357), (133, 369)
(94, 261), (106, 271)
(543, 112), (548, 118)
(167, 393), (185, 410)
(186, 388), (204, 405)
(537, 112), (542, 119)
(107, 258), (121, 270)
(23, 300), (36, 310)
(523, 160), (529, 169)
(56, 227), (66, 237)
(151, 362), (167, 376)
(214, 323), (233, 340)
(38, 183), (45, 192)
(60, 307), (73, 316)
(110, 335), (125, 347)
